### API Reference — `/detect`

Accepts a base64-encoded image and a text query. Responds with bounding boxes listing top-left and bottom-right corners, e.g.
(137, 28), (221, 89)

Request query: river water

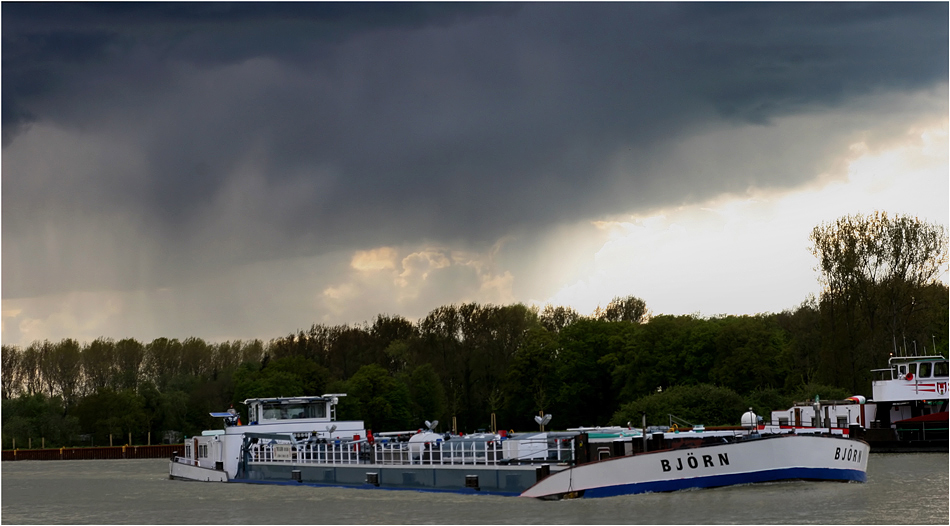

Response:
(2, 453), (947, 524)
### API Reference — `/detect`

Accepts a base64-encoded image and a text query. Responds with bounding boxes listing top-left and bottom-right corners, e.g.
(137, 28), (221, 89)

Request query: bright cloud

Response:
(545, 117), (949, 318)
(351, 247), (399, 272)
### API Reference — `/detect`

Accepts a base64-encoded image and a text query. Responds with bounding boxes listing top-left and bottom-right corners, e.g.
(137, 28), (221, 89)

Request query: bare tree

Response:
(1, 345), (22, 399)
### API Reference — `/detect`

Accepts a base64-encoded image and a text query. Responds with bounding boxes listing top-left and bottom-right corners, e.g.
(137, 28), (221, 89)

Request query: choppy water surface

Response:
(2, 453), (947, 524)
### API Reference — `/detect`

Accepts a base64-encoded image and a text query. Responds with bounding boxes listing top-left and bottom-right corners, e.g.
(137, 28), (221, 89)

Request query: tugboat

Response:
(769, 355), (948, 452)
(170, 394), (869, 499)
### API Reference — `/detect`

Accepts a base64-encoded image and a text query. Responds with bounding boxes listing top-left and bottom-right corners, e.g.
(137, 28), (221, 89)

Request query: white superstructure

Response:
(172, 394), (366, 480)
(769, 355), (948, 450)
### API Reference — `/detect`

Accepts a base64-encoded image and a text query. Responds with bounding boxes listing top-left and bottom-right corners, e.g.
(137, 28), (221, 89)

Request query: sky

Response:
(2, 3), (948, 347)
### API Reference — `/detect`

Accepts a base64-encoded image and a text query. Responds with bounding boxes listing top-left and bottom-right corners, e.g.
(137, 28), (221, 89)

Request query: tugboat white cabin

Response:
(769, 355), (948, 451)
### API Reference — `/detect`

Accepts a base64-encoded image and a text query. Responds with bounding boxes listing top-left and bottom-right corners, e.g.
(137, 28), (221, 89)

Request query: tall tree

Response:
(775, 299), (823, 388)
(369, 315), (417, 368)
(180, 337), (211, 378)
(597, 295), (649, 323)
(345, 364), (412, 432)
(49, 339), (83, 410)
(708, 315), (791, 394)
(1, 345), (22, 399)
(144, 338), (183, 391)
(37, 340), (56, 398)
(83, 337), (116, 393)
(20, 343), (42, 396)
(404, 363), (447, 428)
(114, 338), (145, 391)
(538, 305), (581, 333)
(810, 211), (949, 391)
(502, 326), (559, 430)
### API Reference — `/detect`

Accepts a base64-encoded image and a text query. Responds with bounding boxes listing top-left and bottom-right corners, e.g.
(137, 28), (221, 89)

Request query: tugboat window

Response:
(934, 361), (948, 377)
(918, 363), (932, 378)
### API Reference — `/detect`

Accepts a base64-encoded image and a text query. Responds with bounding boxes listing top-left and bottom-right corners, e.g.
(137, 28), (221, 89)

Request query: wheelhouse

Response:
(872, 355), (948, 403)
(244, 395), (344, 425)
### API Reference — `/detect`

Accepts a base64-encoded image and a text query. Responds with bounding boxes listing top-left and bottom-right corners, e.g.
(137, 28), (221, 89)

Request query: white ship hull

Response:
(521, 434), (868, 499)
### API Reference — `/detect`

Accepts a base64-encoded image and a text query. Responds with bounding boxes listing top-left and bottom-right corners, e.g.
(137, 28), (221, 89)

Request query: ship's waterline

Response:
(2, 454), (946, 524)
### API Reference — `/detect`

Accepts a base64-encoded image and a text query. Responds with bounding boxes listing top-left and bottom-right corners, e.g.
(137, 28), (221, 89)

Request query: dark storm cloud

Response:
(3, 2), (947, 298)
(2, 2), (514, 142)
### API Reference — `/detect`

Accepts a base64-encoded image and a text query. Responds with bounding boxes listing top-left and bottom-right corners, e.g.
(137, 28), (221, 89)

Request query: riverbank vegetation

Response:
(3, 212), (946, 448)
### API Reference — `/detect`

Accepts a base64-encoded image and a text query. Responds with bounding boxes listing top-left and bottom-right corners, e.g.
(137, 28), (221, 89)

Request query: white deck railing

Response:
(249, 443), (360, 464)
(247, 438), (575, 467)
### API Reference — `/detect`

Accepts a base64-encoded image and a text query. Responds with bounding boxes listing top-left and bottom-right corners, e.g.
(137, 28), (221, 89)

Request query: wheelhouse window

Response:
(918, 362), (932, 378)
(261, 402), (327, 420)
(934, 361), (949, 378)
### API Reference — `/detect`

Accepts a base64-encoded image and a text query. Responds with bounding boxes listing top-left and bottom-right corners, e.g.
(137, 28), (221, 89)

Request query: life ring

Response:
(906, 373), (914, 381)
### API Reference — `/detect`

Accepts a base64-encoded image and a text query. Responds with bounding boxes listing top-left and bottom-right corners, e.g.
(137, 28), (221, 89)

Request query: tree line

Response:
(2, 211), (946, 449)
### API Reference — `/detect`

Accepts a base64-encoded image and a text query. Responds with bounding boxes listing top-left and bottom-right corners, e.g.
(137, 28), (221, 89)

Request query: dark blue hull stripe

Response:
(231, 467), (864, 499)
(581, 467), (867, 499)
